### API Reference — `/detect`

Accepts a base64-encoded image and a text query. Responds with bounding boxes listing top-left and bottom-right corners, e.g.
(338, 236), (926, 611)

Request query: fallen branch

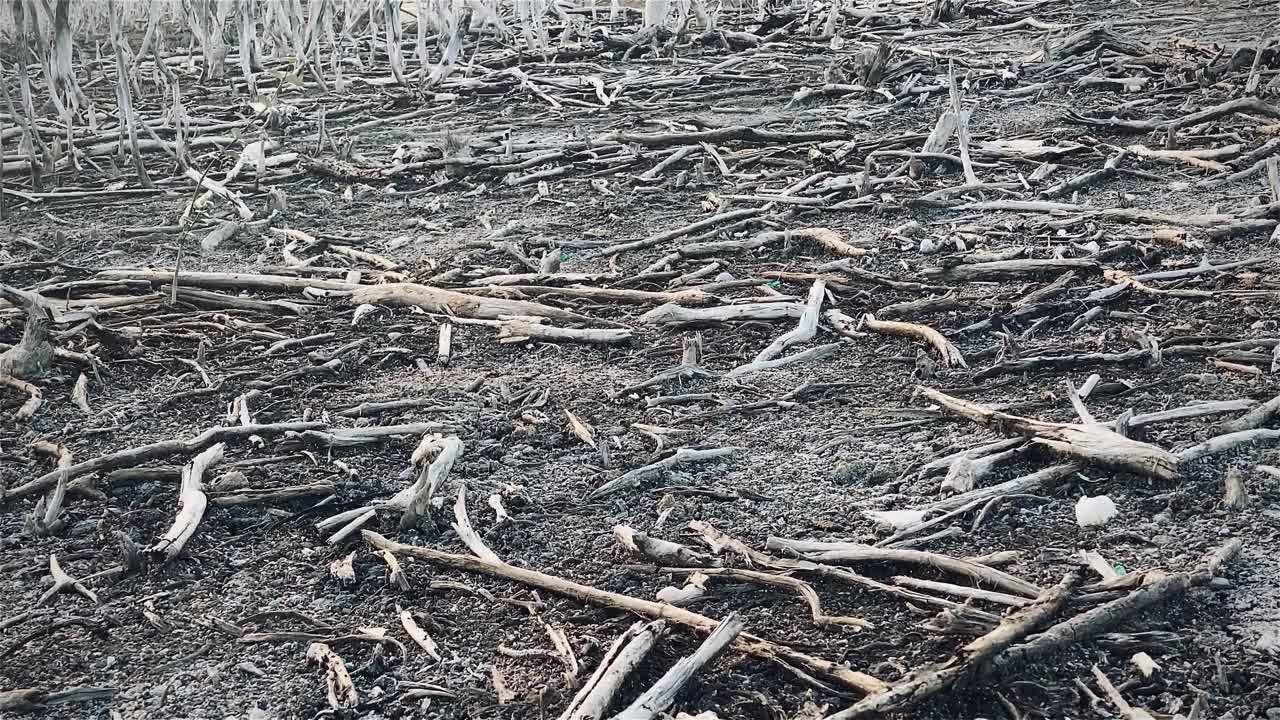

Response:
(464, 285), (706, 306)
(557, 621), (666, 720)
(0, 375), (42, 421)
(740, 281), (825, 367)
(1218, 393), (1280, 435)
(764, 537), (1042, 597)
(351, 283), (597, 323)
(915, 386), (1178, 481)
(362, 531), (886, 695)
(823, 571), (1079, 719)
(641, 302), (805, 326)
(612, 614), (745, 720)
(4, 421), (324, 501)
(666, 566), (870, 629)
(924, 463), (1081, 514)
(862, 314), (966, 368)
(588, 447), (740, 501)
(148, 443), (224, 564)
(989, 539), (1241, 674)
(724, 343), (843, 379)
(495, 318), (633, 345)
(1179, 429), (1280, 464)
(975, 349), (1151, 379)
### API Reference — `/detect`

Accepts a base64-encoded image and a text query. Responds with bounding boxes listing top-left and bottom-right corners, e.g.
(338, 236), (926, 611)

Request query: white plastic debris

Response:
(863, 509), (927, 531)
(1131, 652), (1161, 678)
(918, 236), (937, 254)
(1075, 495), (1118, 527)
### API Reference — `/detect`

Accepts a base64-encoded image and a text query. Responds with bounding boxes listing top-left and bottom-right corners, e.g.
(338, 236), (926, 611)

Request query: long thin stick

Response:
(362, 531), (887, 695)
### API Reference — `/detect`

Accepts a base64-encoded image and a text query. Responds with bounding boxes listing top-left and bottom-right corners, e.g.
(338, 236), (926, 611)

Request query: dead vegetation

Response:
(2, 0), (1280, 718)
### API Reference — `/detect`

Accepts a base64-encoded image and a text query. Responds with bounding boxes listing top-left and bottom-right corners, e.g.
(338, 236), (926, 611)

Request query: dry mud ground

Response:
(5, 0), (1280, 719)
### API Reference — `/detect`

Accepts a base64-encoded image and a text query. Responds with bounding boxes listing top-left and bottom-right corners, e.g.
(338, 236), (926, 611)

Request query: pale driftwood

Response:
(724, 342), (843, 379)
(351, 283), (594, 323)
(209, 482), (337, 506)
(597, 207), (766, 256)
(463, 285), (707, 306)
(467, 272), (616, 286)
(689, 522), (1000, 622)
(863, 315), (966, 368)
(764, 537), (1042, 597)
(615, 525), (709, 567)
(280, 423), (453, 449)
(744, 280), (826, 366)
(148, 443), (224, 564)
(37, 553), (99, 606)
(0, 284), (55, 380)
(497, 318), (634, 345)
(0, 375), (42, 421)
(589, 448), (740, 500)
(400, 436), (464, 530)
(1223, 467), (1250, 510)
(680, 227), (867, 259)
(307, 642), (358, 709)
(891, 577), (1029, 607)
(667, 566), (870, 629)
(435, 321), (453, 364)
(641, 302), (805, 326)
(319, 433), (463, 543)
(1092, 665), (1157, 720)
(362, 531), (887, 695)
(915, 387), (1178, 481)
(1179, 429), (1280, 464)
(1124, 400), (1257, 430)
(96, 268), (359, 291)
(927, 258), (1098, 282)
(924, 463), (1081, 514)
(990, 540), (1241, 674)
(918, 439), (1025, 477)
(450, 485), (501, 563)
(825, 309), (868, 339)
(611, 614), (745, 720)
(615, 334), (714, 396)
(1218, 393), (1280, 435)
(399, 607), (442, 661)
(558, 622), (665, 720)
(824, 572), (1079, 719)
(940, 445), (1019, 493)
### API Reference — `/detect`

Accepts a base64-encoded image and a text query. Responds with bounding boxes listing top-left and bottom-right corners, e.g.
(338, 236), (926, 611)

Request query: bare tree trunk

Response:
(109, 0), (153, 187)
(236, 0), (258, 96)
(384, 0), (406, 84)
